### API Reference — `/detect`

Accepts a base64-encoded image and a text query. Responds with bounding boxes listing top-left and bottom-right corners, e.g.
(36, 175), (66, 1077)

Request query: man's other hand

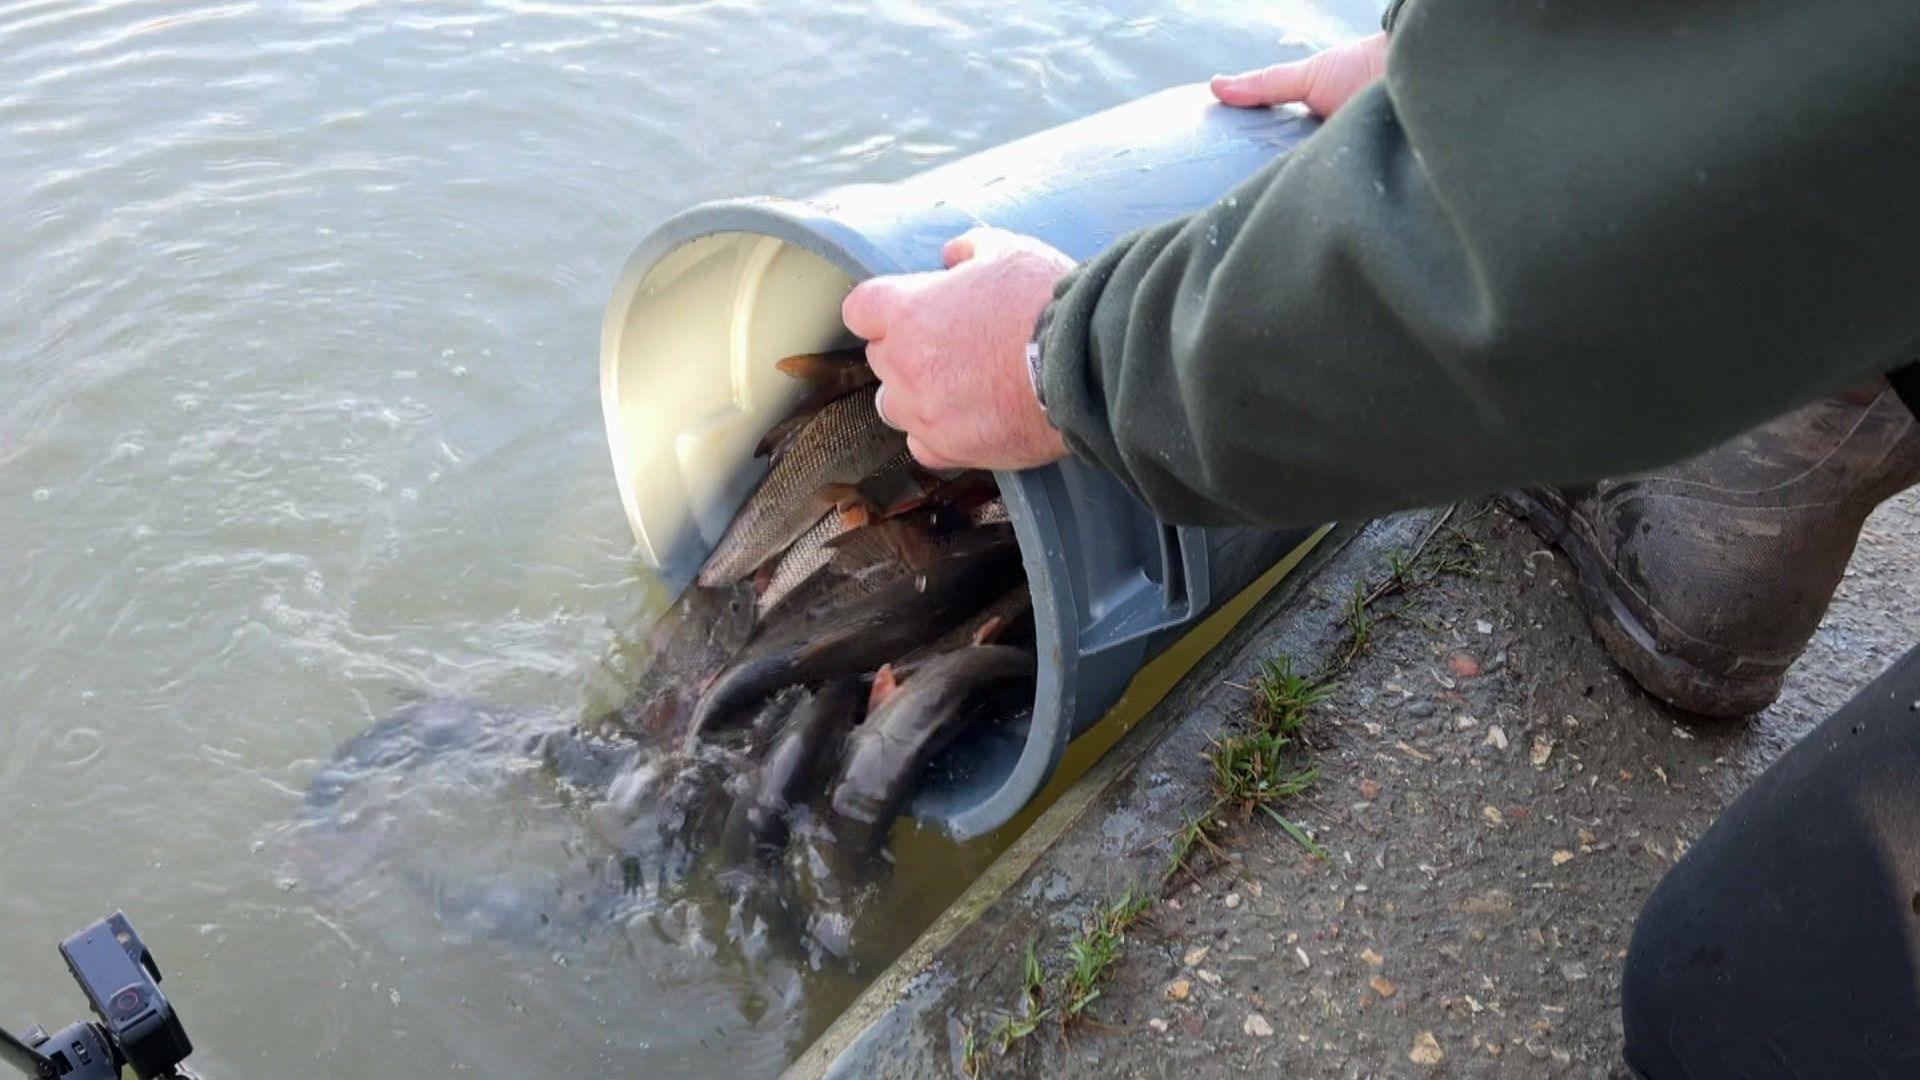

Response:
(1210, 32), (1387, 118)
(840, 227), (1073, 472)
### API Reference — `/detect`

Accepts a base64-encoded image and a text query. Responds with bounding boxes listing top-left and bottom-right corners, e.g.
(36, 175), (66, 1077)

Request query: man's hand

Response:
(841, 227), (1074, 472)
(1210, 32), (1388, 118)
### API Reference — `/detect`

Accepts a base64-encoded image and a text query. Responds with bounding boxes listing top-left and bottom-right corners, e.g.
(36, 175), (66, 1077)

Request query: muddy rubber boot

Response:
(1506, 385), (1920, 718)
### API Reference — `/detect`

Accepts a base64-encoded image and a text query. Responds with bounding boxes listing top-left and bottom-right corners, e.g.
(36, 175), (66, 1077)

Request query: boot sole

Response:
(1499, 490), (1785, 719)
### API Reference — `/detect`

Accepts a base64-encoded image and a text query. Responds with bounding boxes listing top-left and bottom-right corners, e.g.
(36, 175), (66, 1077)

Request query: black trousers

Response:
(1624, 644), (1920, 1077)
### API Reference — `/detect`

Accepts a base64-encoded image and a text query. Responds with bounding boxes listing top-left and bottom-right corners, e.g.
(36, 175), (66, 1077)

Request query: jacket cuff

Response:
(1034, 270), (1135, 485)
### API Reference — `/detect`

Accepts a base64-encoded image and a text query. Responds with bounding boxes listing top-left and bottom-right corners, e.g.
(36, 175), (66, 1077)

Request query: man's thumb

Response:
(942, 226), (1014, 268)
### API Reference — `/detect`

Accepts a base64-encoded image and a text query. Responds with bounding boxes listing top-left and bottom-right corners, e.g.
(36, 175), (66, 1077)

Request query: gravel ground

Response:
(1030, 492), (1920, 1078)
(796, 493), (1919, 1079)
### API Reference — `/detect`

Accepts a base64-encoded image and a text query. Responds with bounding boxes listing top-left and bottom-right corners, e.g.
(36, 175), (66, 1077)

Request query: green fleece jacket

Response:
(1036, 0), (1920, 527)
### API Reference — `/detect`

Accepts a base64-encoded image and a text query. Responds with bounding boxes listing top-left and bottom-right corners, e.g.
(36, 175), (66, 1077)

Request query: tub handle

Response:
(1078, 525), (1213, 656)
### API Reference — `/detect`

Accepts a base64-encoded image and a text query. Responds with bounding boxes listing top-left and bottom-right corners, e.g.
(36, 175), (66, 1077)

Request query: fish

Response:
(596, 580), (758, 743)
(697, 386), (905, 588)
(754, 454), (928, 620)
(685, 526), (1023, 746)
(900, 584), (1032, 667)
(969, 498), (1010, 527)
(753, 348), (880, 462)
(828, 645), (1037, 848)
(816, 450), (927, 518)
(726, 677), (868, 855)
(777, 347), (877, 408)
(755, 511), (857, 620)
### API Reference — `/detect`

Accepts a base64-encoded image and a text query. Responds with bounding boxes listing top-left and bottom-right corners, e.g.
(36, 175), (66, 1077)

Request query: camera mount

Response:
(1, 913), (197, 1080)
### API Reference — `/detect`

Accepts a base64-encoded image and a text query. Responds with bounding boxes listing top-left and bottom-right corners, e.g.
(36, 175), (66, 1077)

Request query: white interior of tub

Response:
(602, 233), (857, 585)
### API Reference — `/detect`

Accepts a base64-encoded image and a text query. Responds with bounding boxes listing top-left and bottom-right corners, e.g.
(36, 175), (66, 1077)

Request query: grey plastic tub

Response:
(602, 84), (1320, 839)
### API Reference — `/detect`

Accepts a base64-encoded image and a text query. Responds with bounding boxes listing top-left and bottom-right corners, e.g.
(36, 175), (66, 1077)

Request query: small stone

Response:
(1244, 1013), (1274, 1038)
(1481, 805), (1504, 826)
(1460, 890), (1515, 919)
(1447, 652), (1482, 678)
(1369, 975), (1398, 999)
(1551, 849), (1575, 866)
(1561, 961), (1590, 981)
(1294, 947), (1311, 969)
(1405, 698), (1437, 718)
(1360, 948), (1384, 967)
(1247, 881), (1263, 899)
(1486, 725), (1509, 751)
(1148, 1017), (1169, 1034)
(1455, 714), (1479, 730)
(1474, 619), (1494, 635)
(1197, 968), (1224, 986)
(1183, 945), (1211, 967)
(1410, 1030), (1445, 1065)
(1224, 893), (1242, 910)
(1530, 735), (1555, 767)
(1164, 979), (1191, 1001)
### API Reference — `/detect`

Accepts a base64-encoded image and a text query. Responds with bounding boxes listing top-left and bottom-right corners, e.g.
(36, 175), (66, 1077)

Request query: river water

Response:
(0, 2), (1377, 1075)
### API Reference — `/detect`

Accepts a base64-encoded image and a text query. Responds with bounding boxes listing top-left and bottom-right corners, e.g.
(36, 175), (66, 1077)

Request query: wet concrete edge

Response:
(786, 510), (1447, 1079)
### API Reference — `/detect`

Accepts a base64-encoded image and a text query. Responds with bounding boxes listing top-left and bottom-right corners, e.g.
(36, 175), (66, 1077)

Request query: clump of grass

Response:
(1021, 941), (1045, 1005)
(1254, 655), (1330, 736)
(1163, 811), (1225, 887)
(960, 1026), (983, 1079)
(1060, 887), (1153, 1025)
(984, 939), (1053, 1054)
(1342, 584), (1374, 663)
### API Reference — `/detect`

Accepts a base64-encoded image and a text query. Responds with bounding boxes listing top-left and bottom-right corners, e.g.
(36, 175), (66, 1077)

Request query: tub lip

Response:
(599, 197), (907, 572)
(600, 198), (1072, 839)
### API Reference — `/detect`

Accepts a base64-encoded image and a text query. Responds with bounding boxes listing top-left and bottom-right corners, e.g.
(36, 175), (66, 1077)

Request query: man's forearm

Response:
(1038, 0), (1920, 527)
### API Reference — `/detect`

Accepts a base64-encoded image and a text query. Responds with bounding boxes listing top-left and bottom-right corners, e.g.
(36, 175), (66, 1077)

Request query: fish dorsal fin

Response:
(869, 664), (901, 711)
(825, 517), (936, 572)
(775, 347), (870, 385)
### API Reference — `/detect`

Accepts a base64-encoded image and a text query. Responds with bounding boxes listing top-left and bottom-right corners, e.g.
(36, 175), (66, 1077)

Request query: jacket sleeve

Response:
(1036, 0), (1920, 527)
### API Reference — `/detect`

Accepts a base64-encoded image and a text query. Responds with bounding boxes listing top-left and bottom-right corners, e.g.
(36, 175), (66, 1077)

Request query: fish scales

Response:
(757, 512), (850, 620)
(698, 387), (905, 588)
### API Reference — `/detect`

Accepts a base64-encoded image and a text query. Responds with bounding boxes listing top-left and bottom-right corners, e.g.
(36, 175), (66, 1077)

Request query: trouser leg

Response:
(1623, 644), (1920, 1077)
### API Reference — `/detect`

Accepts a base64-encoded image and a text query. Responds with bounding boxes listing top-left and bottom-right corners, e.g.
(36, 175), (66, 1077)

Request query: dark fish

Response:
(754, 412), (814, 461)
(598, 580), (757, 744)
(828, 645), (1037, 848)
(698, 387), (905, 588)
(724, 678), (868, 857)
(901, 584), (1032, 667)
(685, 526), (1023, 746)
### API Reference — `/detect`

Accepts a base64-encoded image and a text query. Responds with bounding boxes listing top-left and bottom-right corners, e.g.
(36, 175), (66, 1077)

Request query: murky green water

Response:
(0, 2), (1376, 1075)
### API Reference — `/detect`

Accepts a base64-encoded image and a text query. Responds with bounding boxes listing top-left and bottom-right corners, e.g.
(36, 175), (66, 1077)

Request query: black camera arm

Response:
(2, 914), (197, 1080)
(0, 1023), (59, 1080)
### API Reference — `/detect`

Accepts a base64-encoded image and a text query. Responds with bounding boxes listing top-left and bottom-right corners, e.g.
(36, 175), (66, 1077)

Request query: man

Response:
(841, 2), (1920, 1075)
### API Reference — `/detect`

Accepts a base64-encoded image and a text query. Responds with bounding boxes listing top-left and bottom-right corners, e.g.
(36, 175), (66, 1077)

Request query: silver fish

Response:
(698, 386), (905, 588)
